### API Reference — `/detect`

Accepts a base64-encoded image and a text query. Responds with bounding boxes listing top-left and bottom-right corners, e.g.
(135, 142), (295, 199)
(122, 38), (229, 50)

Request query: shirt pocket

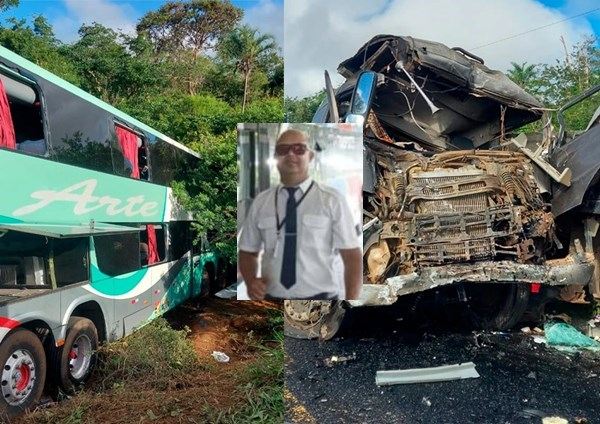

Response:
(302, 214), (332, 252)
(257, 216), (278, 252)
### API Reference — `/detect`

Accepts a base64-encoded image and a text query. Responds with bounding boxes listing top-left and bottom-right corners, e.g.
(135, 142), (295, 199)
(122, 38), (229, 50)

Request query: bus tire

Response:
(0, 328), (47, 417)
(52, 317), (98, 394)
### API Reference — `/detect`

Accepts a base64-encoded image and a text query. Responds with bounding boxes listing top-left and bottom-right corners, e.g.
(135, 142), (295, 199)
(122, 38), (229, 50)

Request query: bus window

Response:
(0, 231), (48, 286)
(0, 73), (46, 156)
(168, 222), (190, 261)
(54, 238), (88, 287)
(138, 136), (149, 181)
(114, 123), (149, 180)
(148, 138), (187, 186)
(43, 81), (114, 174)
(93, 232), (140, 276)
(140, 225), (165, 266)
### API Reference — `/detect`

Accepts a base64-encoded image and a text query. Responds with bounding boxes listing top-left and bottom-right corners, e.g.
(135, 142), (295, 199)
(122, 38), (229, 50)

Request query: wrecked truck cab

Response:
(284, 35), (596, 340)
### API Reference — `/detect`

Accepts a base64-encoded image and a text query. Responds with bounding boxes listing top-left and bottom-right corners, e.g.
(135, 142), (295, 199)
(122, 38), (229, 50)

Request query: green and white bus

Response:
(0, 45), (218, 416)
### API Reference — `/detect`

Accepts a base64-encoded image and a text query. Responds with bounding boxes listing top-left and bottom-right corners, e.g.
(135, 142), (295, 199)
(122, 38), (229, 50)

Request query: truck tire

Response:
(466, 283), (529, 330)
(284, 300), (346, 340)
(51, 317), (98, 394)
(0, 328), (46, 417)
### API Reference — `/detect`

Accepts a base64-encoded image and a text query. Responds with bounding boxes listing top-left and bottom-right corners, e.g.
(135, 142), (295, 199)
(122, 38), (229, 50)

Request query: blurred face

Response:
(275, 132), (313, 180)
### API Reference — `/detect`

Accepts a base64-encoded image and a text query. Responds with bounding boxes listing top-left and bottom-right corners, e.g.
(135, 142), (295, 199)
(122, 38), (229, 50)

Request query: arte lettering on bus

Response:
(12, 179), (159, 217)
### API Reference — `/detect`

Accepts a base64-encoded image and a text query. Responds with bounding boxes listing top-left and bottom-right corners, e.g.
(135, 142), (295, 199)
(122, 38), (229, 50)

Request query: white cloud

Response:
(284, 0), (596, 98)
(244, 0), (284, 49)
(52, 0), (138, 43)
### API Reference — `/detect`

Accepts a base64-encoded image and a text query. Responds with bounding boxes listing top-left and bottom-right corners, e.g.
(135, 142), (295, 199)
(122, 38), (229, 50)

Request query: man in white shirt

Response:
(238, 129), (362, 300)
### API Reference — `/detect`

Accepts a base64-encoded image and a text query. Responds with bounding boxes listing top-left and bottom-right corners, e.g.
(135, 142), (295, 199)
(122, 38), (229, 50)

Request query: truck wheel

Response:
(466, 283), (529, 330)
(0, 328), (46, 417)
(52, 317), (98, 394)
(284, 300), (345, 340)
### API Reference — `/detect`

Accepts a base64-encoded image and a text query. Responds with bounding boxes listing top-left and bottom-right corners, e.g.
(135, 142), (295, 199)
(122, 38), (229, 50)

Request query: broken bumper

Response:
(348, 257), (594, 307)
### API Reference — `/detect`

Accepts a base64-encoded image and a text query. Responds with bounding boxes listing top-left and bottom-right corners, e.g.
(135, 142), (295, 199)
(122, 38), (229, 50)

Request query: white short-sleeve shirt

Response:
(238, 177), (360, 299)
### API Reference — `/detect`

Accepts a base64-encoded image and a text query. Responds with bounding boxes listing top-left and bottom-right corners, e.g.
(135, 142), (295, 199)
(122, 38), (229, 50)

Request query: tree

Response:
(67, 23), (167, 103)
(137, 0), (242, 55)
(534, 36), (600, 132)
(0, 0), (18, 12)
(507, 62), (539, 94)
(219, 25), (278, 111)
(136, 0), (242, 95)
(0, 17), (80, 84)
(285, 90), (327, 123)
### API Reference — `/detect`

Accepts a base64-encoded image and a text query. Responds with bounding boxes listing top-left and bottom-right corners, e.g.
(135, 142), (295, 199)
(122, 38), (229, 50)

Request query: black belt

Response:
(265, 292), (339, 301)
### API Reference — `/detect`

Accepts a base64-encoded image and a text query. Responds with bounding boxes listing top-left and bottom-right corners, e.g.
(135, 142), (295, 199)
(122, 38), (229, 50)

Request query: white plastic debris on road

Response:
(542, 417), (568, 424)
(211, 351), (230, 363)
(376, 362), (479, 386)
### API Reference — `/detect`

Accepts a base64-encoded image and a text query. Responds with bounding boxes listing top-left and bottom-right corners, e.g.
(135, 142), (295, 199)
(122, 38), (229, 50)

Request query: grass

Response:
(202, 311), (285, 424)
(16, 301), (284, 424)
(93, 317), (201, 391)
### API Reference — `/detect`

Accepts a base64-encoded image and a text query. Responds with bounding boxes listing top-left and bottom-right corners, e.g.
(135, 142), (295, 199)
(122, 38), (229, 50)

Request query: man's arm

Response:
(239, 250), (267, 300)
(339, 248), (362, 300)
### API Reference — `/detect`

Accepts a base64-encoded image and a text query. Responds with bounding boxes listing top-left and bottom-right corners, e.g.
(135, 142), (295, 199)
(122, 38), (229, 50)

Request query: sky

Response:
(1, 0), (283, 48)
(285, 0), (600, 98)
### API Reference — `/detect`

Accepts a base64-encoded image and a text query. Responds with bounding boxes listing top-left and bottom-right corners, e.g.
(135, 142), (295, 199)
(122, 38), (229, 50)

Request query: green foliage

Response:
(0, 17), (80, 83)
(507, 36), (600, 134)
(238, 97), (284, 123)
(285, 90), (326, 122)
(137, 0), (242, 55)
(0, 0), (19, 12)
(219, 25), (279, 110)
(176, 131), (238, 262)
(67, 23), (168, 103)
(95, 317), (200, 391)
(507, 62), (540, 96)
(0, 5), (283, 265)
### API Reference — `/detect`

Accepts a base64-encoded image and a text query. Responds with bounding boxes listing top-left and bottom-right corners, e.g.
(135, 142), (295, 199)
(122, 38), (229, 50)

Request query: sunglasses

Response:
(274, 143), (310, 156)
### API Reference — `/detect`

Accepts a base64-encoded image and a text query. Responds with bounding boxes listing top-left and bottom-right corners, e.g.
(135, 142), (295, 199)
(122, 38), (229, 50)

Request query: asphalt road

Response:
(285, 304), (600, 424)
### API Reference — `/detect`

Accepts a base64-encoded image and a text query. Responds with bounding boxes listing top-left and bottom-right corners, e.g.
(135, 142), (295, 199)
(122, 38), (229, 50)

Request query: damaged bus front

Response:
(285, 35), (597, 339)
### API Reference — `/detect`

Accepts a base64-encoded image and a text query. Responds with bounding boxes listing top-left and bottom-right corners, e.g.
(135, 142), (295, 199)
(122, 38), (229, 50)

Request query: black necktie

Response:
(281, 187), (298, 288)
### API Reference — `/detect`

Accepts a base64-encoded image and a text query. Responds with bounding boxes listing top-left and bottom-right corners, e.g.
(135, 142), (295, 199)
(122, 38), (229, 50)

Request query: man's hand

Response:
(239, 250), (269, 300)
(339, 248), (362, 300)
(247, 277), (268, 300)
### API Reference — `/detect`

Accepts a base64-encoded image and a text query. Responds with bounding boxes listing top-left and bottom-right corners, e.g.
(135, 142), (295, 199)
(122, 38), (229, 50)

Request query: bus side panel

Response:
(192, 252), (218, 297)
(0, 291), (62, 344)
(152, 255), (192, 314)
(58, 287), (115, 342)
(103, 257), (192, 338)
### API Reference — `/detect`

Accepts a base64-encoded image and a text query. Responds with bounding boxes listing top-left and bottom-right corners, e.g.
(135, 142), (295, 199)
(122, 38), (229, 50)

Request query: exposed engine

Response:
(364, 145), (555, 284)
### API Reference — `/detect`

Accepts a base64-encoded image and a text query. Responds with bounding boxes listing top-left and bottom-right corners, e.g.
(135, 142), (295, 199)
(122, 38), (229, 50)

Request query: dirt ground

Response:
(13, 298), (282, 424)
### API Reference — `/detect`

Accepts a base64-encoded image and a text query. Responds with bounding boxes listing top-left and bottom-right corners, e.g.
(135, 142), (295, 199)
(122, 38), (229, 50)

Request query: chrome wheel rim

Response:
(1, 349), (36, 406)
(68, 334), (92, 380)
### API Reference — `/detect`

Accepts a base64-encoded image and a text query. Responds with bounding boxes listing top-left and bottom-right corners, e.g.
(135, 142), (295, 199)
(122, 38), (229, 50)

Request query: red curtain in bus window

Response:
(146, 225), (159, 265)
(0, 78), (16, 149)
(115, 125), (139, 178)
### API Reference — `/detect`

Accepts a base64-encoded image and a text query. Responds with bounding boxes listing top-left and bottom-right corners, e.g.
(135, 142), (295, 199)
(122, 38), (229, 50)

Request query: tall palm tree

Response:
(507, 62), (538, 90)
(220, 25), (277, 111)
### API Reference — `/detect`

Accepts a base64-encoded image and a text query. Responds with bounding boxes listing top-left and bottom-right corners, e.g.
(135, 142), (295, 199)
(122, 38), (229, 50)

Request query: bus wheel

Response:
(0, 328), (46, 417)
(53, 317), (98, 394)
(284, 300), (345, 340)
